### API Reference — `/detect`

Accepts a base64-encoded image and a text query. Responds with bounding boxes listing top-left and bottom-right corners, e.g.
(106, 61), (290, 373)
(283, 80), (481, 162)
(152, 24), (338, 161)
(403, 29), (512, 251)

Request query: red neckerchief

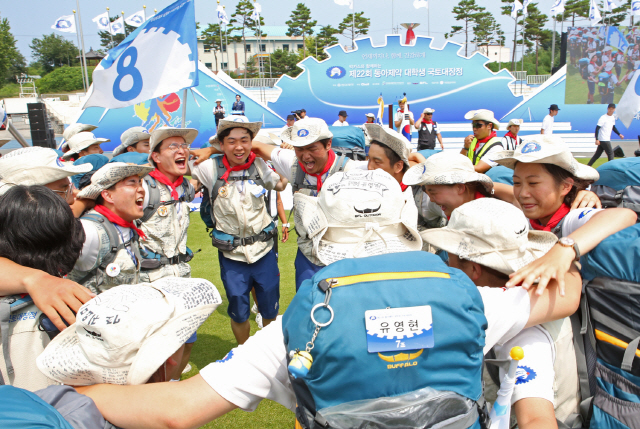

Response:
(94, 204), (146, 240)
(298, 150), (336, 192)
(400, 183), (409, 192)
(474, 131), (498, 151)
(422, 119), (433, 124)
(504, 131), (517, 140)
(149, 169), (183, 200)
(529, 204), (571, 232)
(220, 152), (256, 183)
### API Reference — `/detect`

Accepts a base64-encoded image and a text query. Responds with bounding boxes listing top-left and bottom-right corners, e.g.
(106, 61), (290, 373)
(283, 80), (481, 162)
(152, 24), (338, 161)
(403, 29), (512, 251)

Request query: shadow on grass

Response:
(188, 332), (237, 374)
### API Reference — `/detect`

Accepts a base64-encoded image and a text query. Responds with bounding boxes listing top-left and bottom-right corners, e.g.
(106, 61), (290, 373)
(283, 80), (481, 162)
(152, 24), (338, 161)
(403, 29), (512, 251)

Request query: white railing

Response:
(527, 74), (551, 85)
(235, 78), (279, 88)
(511, 71), (527, 81)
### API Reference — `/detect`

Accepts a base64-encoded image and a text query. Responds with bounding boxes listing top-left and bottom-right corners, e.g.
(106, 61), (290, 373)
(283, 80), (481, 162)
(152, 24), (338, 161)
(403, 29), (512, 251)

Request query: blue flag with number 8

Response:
(83, 0), (198, 110)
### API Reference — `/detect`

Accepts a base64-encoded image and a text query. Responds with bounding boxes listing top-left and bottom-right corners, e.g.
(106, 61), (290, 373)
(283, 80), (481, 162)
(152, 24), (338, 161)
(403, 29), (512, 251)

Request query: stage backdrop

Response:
(268, 35), (523, 125)
(565, 25), (639, 105)
(75, 64), (285, 150)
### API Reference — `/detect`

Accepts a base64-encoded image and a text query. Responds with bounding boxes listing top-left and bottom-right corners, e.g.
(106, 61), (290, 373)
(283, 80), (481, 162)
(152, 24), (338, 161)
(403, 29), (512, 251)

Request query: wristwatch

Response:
(282, 223), (290, 229)
(558, 237), (581, 261)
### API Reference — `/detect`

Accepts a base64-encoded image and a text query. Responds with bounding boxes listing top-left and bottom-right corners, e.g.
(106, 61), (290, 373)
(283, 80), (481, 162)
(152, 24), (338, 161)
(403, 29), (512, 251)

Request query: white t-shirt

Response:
(541, 115), (554, 135)
(199, 286), (530, 412)
(74, 220), (135, 272)
(596, 114), (617, 141)
(560, 207), (603, 238)
(332, 120), (349, 126)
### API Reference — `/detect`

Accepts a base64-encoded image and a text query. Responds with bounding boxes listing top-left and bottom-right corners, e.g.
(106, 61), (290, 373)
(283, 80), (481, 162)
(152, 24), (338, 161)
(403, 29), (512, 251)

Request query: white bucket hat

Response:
(365, 123), (411, 166)
(421, 199), (558, 275)
(60, 123), (98, 151)
(148, 126), (198, 164)
(464, 109), (500, 130)
(37, 277), (222, 386)
(280, 118), (333, 148)
(0, 147), (91, 193)
(62, 132), (110, 160)
(208, 116), (262, 150)
(507, 119), (523, 128)
(365, 113), (375, 118)
(294, 169), (422, 265)
(423, 108), (435, 114)
(113, 127), (151, 156)
(491, 134), (600, 181)
(402, 152), (494, 193)
(77, 162), (154, 200)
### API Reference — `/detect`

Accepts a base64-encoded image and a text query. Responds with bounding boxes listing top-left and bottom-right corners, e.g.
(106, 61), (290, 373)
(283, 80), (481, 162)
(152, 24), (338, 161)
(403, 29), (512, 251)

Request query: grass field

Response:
(565, 64), (629, 105)
(183, 215), (297, 428)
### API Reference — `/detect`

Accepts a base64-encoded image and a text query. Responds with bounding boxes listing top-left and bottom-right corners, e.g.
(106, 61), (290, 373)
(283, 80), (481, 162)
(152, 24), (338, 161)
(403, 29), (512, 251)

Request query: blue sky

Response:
(5, 0), (600, 63)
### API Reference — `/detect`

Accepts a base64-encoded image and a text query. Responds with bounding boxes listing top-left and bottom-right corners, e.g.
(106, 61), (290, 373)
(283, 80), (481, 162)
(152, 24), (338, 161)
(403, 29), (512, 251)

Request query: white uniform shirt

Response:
(560, 207), (603, 238)
(541, 114), (555, 135)
(199, 286), (531, 411)
(596, 114), (617, 141)
(332, 120), (349, 126)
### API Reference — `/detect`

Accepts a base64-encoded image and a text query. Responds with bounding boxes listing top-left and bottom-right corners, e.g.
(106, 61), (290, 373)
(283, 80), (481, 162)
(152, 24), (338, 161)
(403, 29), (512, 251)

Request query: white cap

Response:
(464, 109), (500, 130)
(280, 118), (333, 148)
(148, 127), (198, 164)
(491, 134), (599, 181)
(113, 127), (151, 156)
(402, 152), (493, 193)
(0, 147), (91, 194)
(60, 123), (98, 151)
(421, 199), (558, 274)
(364, 123), (411, 166)
(37, 277), (222, 386)
(507, 119), (523, 128)
(62, 132), (110, 160)
(423, 108), (435, 114)
(77, 162), (154, 200)
(294, 169), (422, 266)
(365, 113), (375, 118)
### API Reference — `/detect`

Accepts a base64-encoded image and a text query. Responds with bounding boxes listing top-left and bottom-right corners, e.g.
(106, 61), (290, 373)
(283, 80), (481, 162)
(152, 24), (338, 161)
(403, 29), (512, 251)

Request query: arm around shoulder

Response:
(525, 263), (581, 329)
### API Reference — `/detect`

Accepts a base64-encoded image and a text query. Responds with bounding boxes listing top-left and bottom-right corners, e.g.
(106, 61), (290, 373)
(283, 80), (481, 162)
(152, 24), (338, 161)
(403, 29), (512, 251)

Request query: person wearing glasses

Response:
(460, 109), (504, 174)
(415, 108), (444, 151)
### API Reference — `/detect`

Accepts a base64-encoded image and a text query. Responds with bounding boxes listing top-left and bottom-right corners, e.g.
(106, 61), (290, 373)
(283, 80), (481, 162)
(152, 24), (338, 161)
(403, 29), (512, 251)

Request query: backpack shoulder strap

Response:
(210, 157), (226, 210)
(293, 160), (307, 193)
(80, 213), (126, 269)
(140, 175), (160, 222)
(0, 294), (35, 384)
(330, 154), (348, 175)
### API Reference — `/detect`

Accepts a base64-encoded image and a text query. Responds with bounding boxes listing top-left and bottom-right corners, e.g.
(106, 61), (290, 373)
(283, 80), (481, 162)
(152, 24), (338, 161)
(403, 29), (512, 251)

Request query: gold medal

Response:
(157, 206), (169, 217)
(218, 185), (229, 198)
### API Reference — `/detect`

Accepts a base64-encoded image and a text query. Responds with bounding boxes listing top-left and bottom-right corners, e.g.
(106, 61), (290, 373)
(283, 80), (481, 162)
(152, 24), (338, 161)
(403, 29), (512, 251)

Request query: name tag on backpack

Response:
(365, 306), (434, 353)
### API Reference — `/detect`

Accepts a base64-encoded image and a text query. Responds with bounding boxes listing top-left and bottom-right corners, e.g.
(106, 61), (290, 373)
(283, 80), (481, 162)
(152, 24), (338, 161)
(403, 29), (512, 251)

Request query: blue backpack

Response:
(328, 126), (366, 160)
(109, 152), (149, 165)
(282, 251), (489, 429)
(486, 165), (514, 186)
(592, 158), (640, 221)
(0, 385), (75, 429)
(570, 225), (640, 428)
(417, 149), (442, 160)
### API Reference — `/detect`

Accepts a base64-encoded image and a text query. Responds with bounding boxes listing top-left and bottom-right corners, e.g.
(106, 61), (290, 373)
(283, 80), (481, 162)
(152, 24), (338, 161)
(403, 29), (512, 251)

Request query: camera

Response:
(291, 110), (302, 115)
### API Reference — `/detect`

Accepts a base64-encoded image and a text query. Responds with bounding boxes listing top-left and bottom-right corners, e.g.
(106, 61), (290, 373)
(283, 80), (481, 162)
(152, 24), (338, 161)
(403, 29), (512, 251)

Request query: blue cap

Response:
(72, 154), (109, 189)
(109, 152), (150, 165)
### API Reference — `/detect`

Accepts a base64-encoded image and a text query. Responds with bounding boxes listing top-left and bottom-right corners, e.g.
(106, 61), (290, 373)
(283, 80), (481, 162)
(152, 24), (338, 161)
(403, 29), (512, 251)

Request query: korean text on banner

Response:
(83, 0), (198, 110)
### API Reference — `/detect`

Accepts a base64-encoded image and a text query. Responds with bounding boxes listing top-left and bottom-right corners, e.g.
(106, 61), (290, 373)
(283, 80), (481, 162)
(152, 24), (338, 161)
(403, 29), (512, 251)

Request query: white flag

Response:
(550, 0), (566, 16)
(632, 0), (640, 15)
(250, 2), (261, 21)
(511, 1), (523, 19)
(616, 66), (640, 127)
(110, 16), (125, 35)
(51, 15), (76, 33)
(523, 0), (532, 15)
(216, 4), (229, 25)
(589, 0), (602, 25)
(125, 11), (146, 27)
(92, 12), (111, 31)
(603, 0), (618, 12)
(413, 0), (428, 9)
(334, 0), (354, 10)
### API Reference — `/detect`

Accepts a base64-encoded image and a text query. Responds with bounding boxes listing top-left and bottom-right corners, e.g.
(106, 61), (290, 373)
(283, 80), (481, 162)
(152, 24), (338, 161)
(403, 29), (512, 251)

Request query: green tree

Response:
(245, 56), (259, 78)
(230, 0), (263, 77)
(500, 0), (524, 71)
(267, 48), (303, 78)
(305, 25), (339, 60)
(446, 0), (487, 57)
(98, 16), (136, 50)
(201, 23), (234, 72)
(30, 33), (79, 73)
(285, 3), (317, 58)
(35, 65), (94, 93)
(522, 3), (549, 74)
(601, 0), (629, 25)
(564, 0), (589, 26)
(0, 16), (26, 88)
(472, 13), (503, 55)
(338, 12), (370, 50)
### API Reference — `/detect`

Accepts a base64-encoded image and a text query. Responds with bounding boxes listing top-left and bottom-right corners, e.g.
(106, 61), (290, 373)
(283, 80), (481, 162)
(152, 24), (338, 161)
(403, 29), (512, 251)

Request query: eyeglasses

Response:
(472, 122), (487, 129)
(52, 183), (74, 199)
(167, 142), (191, 151)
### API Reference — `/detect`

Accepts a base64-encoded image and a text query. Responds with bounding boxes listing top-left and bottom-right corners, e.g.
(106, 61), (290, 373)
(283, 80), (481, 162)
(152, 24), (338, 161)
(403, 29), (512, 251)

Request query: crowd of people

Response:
(0, 97), (638, 429)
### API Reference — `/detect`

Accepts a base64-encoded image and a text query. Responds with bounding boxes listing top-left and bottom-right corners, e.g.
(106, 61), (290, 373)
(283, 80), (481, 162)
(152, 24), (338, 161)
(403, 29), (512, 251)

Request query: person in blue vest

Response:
(461, 109), (503, 173)
(73, 170), (582, 429)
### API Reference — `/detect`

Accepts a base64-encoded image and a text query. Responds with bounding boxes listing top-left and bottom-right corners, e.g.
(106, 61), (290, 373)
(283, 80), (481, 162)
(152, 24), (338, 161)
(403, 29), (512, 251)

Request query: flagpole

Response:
(72, 10), (87, 92)
(521, 13), (526, 94)
(427, 2), (430, 37)
(551, 18), (557, 73)
(352, 0), (356, 50)
(106, 7), (114, 46)
(75, 0), (90, 93)
(181, 89), (188, 128)
(122, 11), (128, 37)
(143, 5), (147, 22)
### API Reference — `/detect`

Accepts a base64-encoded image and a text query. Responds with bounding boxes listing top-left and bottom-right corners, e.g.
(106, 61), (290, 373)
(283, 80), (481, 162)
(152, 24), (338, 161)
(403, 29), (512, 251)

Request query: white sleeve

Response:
(493, 326), (555, 405)
(479, 286), (531, 354)
(74, 220), (101, 272)
(188, 158), (216, 192)
(560, 208), (604, 238)
(254, 157), (281, 191)
(480, 143), (504, 167)
(332, 120), (341, 126)
(269, 148), (297, 182)
(596, 115), (606, 128)
(199, 318), (295, 412)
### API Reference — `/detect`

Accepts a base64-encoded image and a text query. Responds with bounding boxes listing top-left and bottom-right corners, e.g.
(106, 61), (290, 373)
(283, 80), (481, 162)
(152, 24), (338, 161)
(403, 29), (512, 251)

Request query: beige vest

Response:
(0, 300), (58, 391)
(484, 318), (580, 427)
(68, 211), (140, 295)
(212, 170), (275, 264)
(140, 181), (191, 281)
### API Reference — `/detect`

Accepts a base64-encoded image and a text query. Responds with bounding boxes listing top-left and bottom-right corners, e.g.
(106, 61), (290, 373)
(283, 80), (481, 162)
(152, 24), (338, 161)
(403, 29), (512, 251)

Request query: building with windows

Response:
(198, 25), (323, 76)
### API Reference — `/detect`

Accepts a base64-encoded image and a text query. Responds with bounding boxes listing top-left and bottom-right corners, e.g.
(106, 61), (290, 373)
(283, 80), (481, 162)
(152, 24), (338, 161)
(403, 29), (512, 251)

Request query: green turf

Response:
(565, 64), (629, 105)
(575, 157), (622, 168)
(183, 214), (297, 428)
